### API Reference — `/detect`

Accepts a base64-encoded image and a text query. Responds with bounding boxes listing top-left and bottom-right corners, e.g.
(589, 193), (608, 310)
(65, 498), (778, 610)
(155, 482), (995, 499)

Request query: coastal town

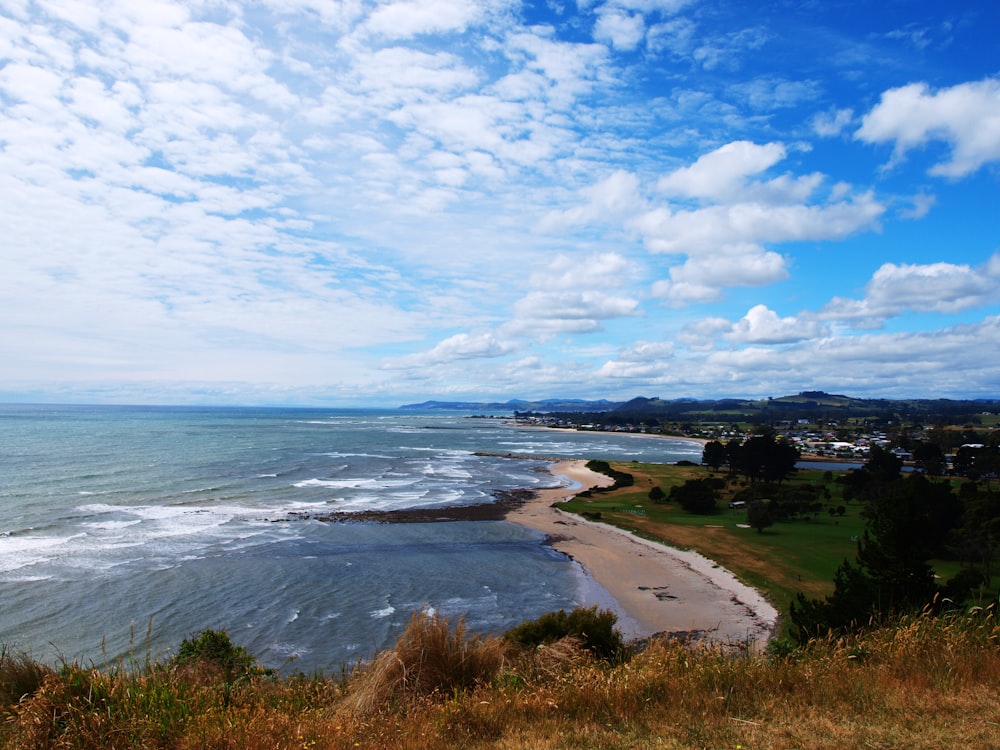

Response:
(507, 391), (999, 470)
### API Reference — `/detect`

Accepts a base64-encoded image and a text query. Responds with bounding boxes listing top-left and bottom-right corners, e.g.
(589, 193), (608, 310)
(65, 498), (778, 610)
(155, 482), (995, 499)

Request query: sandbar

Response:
(505, 459), (779, 648)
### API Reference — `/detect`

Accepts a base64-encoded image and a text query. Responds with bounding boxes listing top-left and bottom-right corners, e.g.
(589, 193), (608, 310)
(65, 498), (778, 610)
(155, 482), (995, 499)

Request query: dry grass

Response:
(341, 609), (510, 715)
(3, 607), (1000, 749)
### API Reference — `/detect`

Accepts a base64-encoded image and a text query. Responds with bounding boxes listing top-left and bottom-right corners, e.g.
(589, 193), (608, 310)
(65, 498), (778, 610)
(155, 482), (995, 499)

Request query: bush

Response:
(585, 460), (634, 489)
(171, 629), (257, 681)
(504, 606), (627, 662)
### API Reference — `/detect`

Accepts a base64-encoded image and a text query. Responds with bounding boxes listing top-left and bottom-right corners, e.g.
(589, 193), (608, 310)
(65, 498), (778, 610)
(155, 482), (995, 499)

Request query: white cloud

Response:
(528, 252), (633, 290)
(538, 170), (643, 230)
(856, 78), (1000, 177)
(545, 141), (885, 306)
(677, 317), (732, 349)
(651, 246), (789, 305)
(594, 9), (646, 51)
(382, 330), (521, 367)
(822, 255), (1000, 324)
(725, 304), (828, 344)
(813, 107), (854, 137)
(513, 290), (639, 323)
(363, 0), (485, 40)
(657, 140), (786, 201)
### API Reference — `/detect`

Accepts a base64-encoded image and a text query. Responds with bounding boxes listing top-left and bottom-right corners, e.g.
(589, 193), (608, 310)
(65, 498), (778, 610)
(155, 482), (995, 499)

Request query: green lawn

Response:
(560, 463), (883, 633)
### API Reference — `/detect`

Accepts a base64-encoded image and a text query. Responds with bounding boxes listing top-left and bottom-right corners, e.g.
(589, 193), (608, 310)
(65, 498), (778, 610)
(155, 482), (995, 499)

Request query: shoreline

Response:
(504, 459), (779, 649)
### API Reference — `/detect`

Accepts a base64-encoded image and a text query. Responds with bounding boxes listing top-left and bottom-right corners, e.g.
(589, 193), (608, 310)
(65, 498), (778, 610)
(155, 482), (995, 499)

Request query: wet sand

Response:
(505, 460), (779, 648)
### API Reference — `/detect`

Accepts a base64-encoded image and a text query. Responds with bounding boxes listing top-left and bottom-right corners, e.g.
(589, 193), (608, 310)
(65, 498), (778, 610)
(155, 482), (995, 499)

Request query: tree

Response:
(701, 440), (727, 470)
(949, 481), (1000, 585)
(790, 473), (959, 641)
(746, 499), (774, 534)
(648, 485), (666, 503)
(669, 478), (718, 514)
(912, 441), (946, 476)
(734, 435), (800, 484)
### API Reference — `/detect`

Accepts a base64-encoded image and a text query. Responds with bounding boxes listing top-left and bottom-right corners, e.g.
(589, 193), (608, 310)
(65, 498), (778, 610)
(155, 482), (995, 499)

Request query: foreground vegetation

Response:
(3, 605), (1000, 749)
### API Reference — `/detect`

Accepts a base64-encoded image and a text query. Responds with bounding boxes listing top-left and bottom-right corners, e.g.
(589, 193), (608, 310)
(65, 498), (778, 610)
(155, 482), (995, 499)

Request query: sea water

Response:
(0, 404), (701, 673)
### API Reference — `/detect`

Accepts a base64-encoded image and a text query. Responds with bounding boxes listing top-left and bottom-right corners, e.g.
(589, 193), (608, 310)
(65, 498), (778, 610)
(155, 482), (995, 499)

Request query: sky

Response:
(1, 0), (999, 407)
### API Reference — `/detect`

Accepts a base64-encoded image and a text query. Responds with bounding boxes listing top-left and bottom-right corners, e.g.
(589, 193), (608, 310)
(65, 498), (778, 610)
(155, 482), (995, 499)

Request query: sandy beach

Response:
(505, 460), (779, 648)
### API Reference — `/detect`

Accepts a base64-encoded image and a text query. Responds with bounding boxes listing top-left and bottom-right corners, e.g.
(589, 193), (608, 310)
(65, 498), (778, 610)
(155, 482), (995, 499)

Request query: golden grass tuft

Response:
(342, 609), (510, 715)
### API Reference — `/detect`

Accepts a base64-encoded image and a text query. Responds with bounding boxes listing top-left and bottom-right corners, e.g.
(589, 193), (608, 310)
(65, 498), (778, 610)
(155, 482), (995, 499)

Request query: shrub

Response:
(585, 460), (635, 489)
(171, 629), (257, 681)
(504, 606), (627, 662)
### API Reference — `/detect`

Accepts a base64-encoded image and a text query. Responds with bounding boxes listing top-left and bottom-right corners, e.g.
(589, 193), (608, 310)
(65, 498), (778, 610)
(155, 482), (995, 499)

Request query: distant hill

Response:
(398, 398), (622, 412)
(401, 392), (1000, 423)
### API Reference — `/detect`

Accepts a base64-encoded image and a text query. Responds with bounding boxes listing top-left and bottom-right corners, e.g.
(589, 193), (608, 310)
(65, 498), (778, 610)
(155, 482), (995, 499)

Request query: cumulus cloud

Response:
(545, 140), (885, 306)
(382, 330), (521, 368)
(725, 304), (828, 344)
(651, 246), (789, 304)
(822, 255), (1000, 325)
(657, 140), (786, 201)
(856, 78), (1000, 177)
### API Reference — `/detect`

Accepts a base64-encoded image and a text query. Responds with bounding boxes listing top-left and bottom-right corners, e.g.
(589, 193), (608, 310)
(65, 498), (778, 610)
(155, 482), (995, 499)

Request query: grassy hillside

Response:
(3, 606), (1000, 749)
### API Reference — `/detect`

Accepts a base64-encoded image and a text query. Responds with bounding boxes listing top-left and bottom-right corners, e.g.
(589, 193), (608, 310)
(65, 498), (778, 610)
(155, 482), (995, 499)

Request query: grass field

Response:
(558, 461), (955, 633)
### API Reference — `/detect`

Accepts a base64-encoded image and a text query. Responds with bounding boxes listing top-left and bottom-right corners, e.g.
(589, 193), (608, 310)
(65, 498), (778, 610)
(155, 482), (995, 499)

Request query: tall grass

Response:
(3, 606), (1000, 749)
(342, 609), (509, 715)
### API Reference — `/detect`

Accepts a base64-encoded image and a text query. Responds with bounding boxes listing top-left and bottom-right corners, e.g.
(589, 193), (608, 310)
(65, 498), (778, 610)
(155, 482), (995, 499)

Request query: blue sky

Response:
(1, 0), (999, 406)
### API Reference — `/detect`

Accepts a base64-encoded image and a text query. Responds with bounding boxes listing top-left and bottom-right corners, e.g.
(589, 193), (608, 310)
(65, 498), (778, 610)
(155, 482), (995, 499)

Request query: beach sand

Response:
(506, 460), (779, 648)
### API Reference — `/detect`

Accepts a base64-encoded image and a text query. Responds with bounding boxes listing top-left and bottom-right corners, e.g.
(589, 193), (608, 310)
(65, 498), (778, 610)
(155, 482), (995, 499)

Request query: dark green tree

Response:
(949, 481), (1000, 585)
(669, 478), (718, 514)
(746, 499), (774, 534)
(735, 435), (800, 484)
(912, 441), (946, 476)
(790, 473), (959, 641)
(701, 440), (727, 470)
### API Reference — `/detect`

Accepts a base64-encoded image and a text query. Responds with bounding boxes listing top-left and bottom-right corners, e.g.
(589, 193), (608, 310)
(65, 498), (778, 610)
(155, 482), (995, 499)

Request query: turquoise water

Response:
(0, 404), (701, 673)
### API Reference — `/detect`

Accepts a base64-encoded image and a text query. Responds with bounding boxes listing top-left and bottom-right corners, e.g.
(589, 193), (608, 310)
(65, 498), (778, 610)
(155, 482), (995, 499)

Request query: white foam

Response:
(370, 605), (395, 619)
(293, 477), (419, 491)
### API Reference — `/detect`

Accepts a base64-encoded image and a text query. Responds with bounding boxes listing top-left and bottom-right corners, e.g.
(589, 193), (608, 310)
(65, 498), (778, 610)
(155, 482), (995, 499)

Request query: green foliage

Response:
(172, 629), (257, 679)
(647, 485), (665, 503)
(790, 473), (968, 641)
(585, 460), (634, 489)
(668, 478), (718, 514)
(701, 440), (727, 470)
(746, 499), (774, 534)
(504, 606), (627, 661)
(735, 435), (800, 484)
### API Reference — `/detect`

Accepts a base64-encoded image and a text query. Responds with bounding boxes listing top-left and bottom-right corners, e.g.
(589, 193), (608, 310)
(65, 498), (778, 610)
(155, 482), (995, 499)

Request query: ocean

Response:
(0, 404), (702, 674)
